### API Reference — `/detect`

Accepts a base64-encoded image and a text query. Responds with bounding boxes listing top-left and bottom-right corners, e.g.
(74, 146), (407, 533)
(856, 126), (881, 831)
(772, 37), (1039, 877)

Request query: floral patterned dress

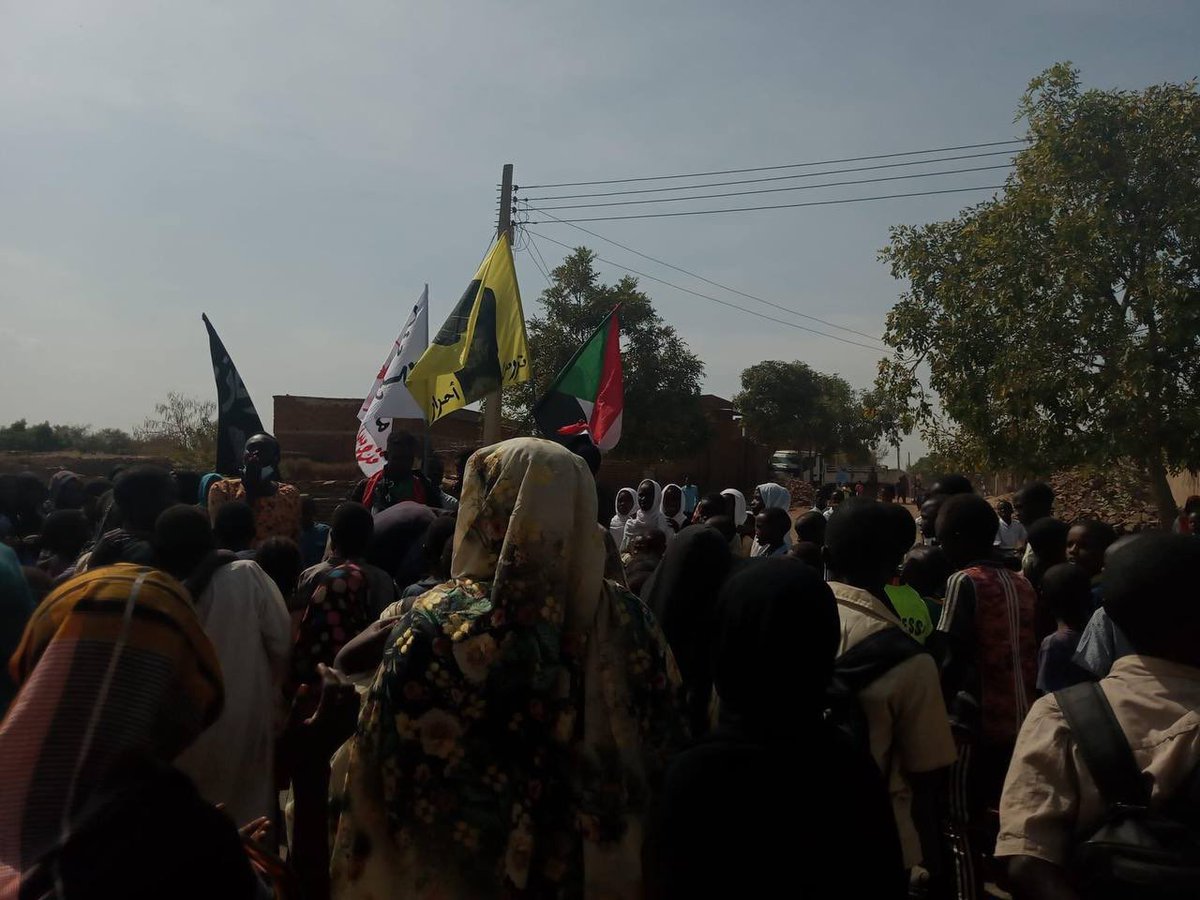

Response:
(207, 478), (302, 547)
(330, 438), (687, 899)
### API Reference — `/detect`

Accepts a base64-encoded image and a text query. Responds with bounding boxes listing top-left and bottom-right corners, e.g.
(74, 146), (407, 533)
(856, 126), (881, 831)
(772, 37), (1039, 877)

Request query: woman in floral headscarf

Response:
(330, 438), (686, 899)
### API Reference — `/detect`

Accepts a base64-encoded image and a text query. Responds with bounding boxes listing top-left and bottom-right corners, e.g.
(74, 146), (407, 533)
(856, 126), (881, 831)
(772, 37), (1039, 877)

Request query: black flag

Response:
(202, 314), (265, 475)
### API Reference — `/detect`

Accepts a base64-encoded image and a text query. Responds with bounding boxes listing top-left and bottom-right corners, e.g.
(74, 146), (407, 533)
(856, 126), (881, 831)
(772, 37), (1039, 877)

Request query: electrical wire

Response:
(524, 246), (553, 288)
(527, 234), (556, 286)
(520, 163), (1013, 211)
(519, 149), (1019, 201)
(526, 228), (885, 353)
(518, 139), (1026, 189)
(523, 184), (1006, 223)
(527, 208), (887, 344)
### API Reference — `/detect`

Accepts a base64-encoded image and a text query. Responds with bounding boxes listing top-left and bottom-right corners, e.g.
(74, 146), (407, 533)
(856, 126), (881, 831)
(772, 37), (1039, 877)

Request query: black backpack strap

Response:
(836, 626), (927, 692)
(1056, 681), (1149, 809)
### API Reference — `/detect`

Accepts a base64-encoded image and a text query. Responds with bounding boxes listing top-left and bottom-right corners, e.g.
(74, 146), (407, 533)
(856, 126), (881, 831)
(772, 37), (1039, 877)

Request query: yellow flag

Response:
(406, 233), (530, 423)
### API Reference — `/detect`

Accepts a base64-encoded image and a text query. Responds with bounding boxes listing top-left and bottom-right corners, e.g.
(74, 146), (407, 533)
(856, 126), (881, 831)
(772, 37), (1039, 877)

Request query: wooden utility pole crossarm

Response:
(482, 163), (513, 444)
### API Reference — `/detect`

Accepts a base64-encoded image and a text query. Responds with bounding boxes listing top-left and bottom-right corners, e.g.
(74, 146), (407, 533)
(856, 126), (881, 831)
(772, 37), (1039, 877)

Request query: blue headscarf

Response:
(197, 473), (222, 506)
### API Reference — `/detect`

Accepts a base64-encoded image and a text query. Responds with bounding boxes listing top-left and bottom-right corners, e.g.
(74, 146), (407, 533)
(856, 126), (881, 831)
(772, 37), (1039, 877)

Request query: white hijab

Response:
(754, 482), (794, 547)
(622, 479), (668, 549)
(755, 482), (791, 512)
(609, 487), (636, 545)
(721, 488), (748, 525)
(660, 483), (688, 534)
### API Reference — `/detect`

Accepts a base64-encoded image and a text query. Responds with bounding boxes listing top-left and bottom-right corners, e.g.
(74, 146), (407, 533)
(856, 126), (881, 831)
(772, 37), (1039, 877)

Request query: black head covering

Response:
(367, 501), (437, 587)
(1104, 532), (1200, 662)
(641, 524), (735, 736)
(714, 558), (839, 737)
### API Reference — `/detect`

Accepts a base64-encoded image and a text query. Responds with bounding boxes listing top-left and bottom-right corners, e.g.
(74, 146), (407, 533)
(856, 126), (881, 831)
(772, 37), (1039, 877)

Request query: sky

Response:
(2, 1), (1197, 464)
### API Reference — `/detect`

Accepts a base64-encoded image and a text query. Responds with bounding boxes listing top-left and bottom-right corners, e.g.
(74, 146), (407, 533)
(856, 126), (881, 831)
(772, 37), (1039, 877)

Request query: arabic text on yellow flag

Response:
(406, 233), (530, 424)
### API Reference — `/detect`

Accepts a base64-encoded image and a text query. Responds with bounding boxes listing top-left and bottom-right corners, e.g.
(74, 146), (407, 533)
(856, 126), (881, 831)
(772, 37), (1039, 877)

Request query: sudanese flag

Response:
(534, 306), (623, 451)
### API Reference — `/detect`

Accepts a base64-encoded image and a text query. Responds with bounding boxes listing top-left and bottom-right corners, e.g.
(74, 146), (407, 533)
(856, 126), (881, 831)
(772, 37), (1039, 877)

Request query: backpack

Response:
(1056, 681), (1200, 899)
(826, 626), (927, 757)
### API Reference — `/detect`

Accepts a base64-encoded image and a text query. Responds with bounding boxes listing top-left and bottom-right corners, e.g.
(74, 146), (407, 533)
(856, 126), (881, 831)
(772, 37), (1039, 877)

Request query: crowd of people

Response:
(0, 432), (1197, 899)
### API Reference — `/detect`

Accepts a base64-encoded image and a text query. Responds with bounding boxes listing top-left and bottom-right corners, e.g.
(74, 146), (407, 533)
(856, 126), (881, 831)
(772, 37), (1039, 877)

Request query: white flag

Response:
(355, 286), (430, 476)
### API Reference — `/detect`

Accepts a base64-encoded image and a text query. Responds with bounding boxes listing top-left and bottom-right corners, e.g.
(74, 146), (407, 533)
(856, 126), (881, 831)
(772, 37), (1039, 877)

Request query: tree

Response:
(506, 247), (708, 458)
(135, 393), (217, 468)
(734, 360), (879, 463)
(0, 420), (62, 453)
(876, 64), (1200, 524)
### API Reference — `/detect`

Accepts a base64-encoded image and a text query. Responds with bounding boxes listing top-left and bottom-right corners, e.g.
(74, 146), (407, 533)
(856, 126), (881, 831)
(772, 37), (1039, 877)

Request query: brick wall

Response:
(273, 395), (517, 467)
(273, 393), (771, 500)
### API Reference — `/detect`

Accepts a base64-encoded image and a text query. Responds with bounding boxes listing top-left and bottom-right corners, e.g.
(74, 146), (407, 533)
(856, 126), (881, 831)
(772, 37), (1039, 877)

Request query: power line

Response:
(523, 184), (1006, 223)
(520, 163), (1013, 211)
(519, 149), (1019, 201)
(525, 249), (553, 288)
(526, 228), (886, 353)
(526, 208), (888, 344)
(518, 139), (1026, 189)
(521, 234), (555, 288)
(527, 234), (556, 286)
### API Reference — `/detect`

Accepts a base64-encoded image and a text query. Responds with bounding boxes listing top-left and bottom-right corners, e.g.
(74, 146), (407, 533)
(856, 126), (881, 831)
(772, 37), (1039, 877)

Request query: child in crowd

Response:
(1065, 518), (1116, 608)
(624, 530), (668, 597)
(794, 510), (827, 546)
(35, 510), (90, 582)
(751, 507), (791, 558)
(790, 510), (828, 570)
(691, 492), (727, 525)
(933, 493), (1039, 899)
(825, 499), (956, 882)
(899, 545), (952, 626)
(1034, 563), (1095, 694)
(1022, 516), (1069, 591)
(295, 502), (397, 620)
(998, 533), (1200, 899)
(212, 500), (257, 558)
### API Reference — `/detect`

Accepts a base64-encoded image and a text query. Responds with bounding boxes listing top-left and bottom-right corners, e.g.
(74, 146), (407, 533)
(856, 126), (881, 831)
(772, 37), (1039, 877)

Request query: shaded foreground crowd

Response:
(0, 433), (1197, 899)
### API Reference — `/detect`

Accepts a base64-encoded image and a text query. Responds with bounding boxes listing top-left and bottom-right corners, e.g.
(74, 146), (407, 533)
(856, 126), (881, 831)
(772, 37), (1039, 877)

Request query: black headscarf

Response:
(713, 557), (839, 739)
(641, 524), (734, 736)
(367, 501), (437, 588)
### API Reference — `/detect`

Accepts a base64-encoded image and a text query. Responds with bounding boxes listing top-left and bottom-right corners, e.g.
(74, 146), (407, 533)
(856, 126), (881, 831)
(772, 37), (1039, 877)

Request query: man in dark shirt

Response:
(351, 431), (439, 514)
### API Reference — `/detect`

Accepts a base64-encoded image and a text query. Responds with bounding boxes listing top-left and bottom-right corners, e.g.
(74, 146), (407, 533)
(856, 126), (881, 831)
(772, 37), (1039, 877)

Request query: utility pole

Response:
(482, 163), (513, 444)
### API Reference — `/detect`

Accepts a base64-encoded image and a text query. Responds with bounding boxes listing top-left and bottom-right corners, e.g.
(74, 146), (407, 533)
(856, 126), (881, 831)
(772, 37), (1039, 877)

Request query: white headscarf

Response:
(622, 479), (668, 550)
(720, 488), (748, 526)
(610, 488), (636, 547)
(660, 484), (688, 534)
(754, 482), (794, 547)
(755, 482), (791, 512)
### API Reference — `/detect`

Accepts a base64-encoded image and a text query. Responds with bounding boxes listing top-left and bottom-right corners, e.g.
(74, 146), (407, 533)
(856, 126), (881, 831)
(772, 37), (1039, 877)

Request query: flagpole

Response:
(482, 163), (514, 445)
(420, 282), (435, 476)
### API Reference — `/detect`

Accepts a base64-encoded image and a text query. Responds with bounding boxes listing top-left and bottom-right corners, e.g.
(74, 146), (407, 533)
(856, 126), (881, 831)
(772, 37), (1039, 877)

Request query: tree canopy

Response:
(0, 393), (216, 470)
(734, 359), (880, 462)
(134, 393), (218, 469)
(507, 247), (708, 458)
(0, 419), (136, 455)
(876, 63), (1200, 522)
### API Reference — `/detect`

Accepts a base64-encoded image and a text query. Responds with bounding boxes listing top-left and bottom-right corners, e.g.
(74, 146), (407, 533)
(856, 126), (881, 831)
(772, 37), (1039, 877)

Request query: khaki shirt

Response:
(996, 655), (1200, 866)
(830, 582), (958, 868)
